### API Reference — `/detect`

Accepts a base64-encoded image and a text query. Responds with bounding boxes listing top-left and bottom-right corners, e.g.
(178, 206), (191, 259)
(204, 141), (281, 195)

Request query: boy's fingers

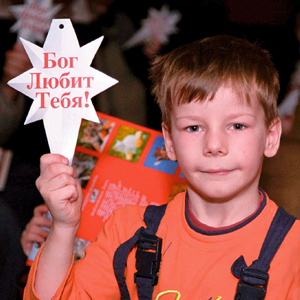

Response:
(38, 172), (78, 195)
(25, 218), (50, 234)
(37, 177), (79, 213)
(31, 216), (52, 229)
(24, 227), (49, 241)
(47, 184), (79, 204)
(36, 164), (77, 192)
(21, 226), (49, 256)
(39, 154), (69, 173)
(33, 204), (49, 216)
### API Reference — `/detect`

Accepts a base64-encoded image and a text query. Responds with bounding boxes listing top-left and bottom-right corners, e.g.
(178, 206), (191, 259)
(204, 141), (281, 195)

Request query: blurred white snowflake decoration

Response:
(123, 5), (181, 50)
(10, 0), (62, 43)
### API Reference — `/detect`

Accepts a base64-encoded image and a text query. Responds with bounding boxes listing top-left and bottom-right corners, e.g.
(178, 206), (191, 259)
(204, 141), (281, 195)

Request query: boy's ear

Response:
(162, 123), (177, 161)
(264, 117), (282, 158)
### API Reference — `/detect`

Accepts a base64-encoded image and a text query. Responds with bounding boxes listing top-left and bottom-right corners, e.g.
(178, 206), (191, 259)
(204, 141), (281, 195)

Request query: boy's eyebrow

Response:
(225, 113), (257, 119)
(175, 113), (257, 121)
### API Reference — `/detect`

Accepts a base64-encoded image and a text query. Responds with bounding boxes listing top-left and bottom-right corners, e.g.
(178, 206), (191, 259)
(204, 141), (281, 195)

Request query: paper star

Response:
(123, 5), (181, 50)
(10, 0), (62, 43)
(8, 19), (118, 164)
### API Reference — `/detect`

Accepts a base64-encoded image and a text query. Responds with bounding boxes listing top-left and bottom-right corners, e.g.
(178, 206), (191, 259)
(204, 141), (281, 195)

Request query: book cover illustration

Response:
(27, 111), (186, 264)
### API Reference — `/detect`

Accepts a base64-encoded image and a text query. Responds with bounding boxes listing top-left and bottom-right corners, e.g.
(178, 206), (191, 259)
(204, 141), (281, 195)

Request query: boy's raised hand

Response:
(34, 154), (83, 299)
(36, 154), (83, 230)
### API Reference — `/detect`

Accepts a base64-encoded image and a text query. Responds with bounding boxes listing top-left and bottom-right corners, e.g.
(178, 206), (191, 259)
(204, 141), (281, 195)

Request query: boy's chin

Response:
(189, 185), (258, 204)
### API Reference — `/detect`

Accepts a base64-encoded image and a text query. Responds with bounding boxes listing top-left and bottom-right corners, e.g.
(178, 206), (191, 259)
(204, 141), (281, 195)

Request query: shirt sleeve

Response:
(286, 269), (300, 300)
(23, 244), (75, 300)
(23, 205), (145, 299)
(286, 228), (300, 300)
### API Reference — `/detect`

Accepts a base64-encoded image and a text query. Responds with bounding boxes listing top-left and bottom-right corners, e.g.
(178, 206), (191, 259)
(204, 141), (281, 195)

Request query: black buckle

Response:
(235, 268), (269, 300)
(134, 228), (162, 286)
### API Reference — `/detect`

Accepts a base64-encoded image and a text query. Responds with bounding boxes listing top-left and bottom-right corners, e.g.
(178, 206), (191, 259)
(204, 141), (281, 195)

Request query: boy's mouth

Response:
(202, 169), (232, 175)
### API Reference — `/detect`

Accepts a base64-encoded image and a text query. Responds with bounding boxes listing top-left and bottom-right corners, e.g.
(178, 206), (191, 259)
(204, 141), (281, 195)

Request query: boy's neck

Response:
(187, 187), (261, 228)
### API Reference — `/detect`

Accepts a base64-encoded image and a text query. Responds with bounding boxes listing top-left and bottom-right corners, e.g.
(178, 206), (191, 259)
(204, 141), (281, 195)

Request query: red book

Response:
(27, 112), (186, 265)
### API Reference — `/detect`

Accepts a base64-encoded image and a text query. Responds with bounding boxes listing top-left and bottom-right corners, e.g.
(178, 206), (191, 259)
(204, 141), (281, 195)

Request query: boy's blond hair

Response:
(150, 35), (280, 130)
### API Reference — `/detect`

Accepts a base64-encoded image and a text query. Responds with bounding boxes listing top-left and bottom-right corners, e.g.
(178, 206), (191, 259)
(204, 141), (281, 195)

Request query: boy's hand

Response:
(34, 154), (83, 299)
(21, 204), (52, 256)
(36, 154), (83, 230)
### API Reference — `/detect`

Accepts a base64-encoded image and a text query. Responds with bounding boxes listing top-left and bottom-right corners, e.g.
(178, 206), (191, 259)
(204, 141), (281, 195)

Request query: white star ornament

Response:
(8, 19), (118, 164)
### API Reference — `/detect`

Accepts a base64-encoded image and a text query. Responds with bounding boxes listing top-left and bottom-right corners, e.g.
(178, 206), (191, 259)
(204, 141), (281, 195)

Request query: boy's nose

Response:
(203, 130), (228, 156)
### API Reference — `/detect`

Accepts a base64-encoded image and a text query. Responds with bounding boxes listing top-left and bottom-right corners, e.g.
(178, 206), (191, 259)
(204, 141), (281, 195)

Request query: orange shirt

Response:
(25, 192), (300, 299)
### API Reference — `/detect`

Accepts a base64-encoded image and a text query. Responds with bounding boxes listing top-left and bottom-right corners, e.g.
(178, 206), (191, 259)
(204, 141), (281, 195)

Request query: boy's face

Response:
(163, 84), (281, 202)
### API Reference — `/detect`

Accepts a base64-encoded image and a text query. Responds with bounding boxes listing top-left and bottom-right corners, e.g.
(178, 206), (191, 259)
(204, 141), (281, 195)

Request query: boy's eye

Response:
(230, 124), (246, 130)
(187, 125), (201, 132)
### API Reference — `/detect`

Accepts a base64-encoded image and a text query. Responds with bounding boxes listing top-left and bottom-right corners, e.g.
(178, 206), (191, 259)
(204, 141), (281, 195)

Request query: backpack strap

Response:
(113, 204), (167, 300)
(231, 207), (296, 300)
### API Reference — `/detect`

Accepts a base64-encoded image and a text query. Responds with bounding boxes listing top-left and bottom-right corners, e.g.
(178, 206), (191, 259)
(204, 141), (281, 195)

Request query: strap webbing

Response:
(232, 207), (296, 299)
(113, 227), (142, 300)
(113, 204), (167, 300)
(143, 204), (167, 234)
(136, 276), (155, 300)
(114, 204), (295, 300)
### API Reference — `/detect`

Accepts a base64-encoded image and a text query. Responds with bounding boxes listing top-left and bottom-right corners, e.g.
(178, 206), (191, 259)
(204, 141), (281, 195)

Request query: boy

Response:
(24, 35), (300, 299)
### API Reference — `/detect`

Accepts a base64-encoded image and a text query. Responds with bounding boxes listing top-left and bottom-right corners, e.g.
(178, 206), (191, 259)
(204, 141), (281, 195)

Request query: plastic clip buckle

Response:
(134, 229), (162, 286)
(235, 268), (269, 300)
